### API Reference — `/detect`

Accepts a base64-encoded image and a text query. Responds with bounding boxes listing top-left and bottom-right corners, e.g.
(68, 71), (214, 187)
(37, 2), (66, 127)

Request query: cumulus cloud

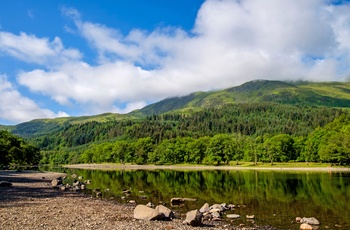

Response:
(5, 0), (350, 122)
(0, 31), (81, 65)
(0, 75), (69, 124)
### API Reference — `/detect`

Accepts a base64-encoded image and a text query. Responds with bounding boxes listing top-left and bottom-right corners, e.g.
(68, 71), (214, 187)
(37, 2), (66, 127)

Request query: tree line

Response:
(0, 130), (41, 166)
(39, 109), (350, 165)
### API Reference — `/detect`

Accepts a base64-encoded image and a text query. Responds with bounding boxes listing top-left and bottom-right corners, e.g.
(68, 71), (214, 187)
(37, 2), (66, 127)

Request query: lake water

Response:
(47, 167), (350, 229)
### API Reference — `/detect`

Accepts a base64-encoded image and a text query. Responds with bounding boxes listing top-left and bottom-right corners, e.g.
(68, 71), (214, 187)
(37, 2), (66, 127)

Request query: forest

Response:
(0, 130), (41, 166)
(34, 103), (350, 165)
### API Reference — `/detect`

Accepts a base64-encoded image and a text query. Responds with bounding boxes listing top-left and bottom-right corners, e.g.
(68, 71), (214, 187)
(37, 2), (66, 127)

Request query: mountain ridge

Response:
(3, 79), (350, 137)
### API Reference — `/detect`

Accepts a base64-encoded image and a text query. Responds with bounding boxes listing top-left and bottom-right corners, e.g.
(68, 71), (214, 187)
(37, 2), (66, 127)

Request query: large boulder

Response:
(184, 209), (202, 227)
(300, 217), (320, 225)
(155, 205), (175, 219)
(133, 205), (165, 221)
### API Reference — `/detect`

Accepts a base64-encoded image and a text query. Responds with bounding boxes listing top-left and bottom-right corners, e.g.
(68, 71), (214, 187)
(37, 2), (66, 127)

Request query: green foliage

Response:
(4, 80), (350, 166)
(0, 130), (41, 165)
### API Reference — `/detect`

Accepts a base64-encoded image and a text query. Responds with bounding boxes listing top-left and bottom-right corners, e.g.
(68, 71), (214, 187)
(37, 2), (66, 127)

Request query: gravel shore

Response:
(0, 170), (221, 230)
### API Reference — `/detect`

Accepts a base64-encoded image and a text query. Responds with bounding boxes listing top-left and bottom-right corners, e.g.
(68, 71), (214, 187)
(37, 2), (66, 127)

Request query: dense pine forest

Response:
(2, 80), (350, 166)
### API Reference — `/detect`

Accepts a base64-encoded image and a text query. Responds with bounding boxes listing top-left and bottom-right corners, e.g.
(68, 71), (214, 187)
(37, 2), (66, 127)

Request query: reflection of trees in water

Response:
(62, 168), (350, 228)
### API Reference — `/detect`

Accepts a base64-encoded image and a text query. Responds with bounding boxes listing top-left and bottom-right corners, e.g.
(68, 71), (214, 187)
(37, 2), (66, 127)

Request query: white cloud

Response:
(0, 75), (69, 124)
(0, 31), (81, 65)
(4, 0), (350, 122)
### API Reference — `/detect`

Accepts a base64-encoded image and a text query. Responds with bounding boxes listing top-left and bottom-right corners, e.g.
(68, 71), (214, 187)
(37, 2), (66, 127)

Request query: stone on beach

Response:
(184, 209), (203, 227)
(300, 217), (320, 225)
(156, 205), (175, 219)
(133, 204), (165, 221)
(199, 203), (210, 213)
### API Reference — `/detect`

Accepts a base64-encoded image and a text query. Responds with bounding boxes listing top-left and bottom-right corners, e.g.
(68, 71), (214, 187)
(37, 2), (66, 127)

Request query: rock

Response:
(227, 204), (235, 210)
(246, 215), (255, 219)
(80, 184), (86, 190)
(211, 211), (221, 218)
(220, 203), (229, 211)
(72, 180), (81, 186)
(78, 176), (83, 180)
(51, 179), (62, 187)
(184, 209), (202, 227)
(156, 205), (175, 219)
(146, 202), (155, 208)
(182, 198), (197, 202)
(170, 198), (184, 206)
(210, 204), (225, 212)
(60, 186), (66, 191)
(300, 223), (313, 230)
(96, 192), (102, 197)
(170, 197), (196, 205)
(227, 214), (240, 219)
(84, 180), (91, 184)
(296, 217), (302, 222)
(129, 200), (136, 204)
(199, 203), (210, 213)
(300, 217), (320, 225)
(133, 205), (165, 221)
(209, 208), (221, 213)
(71, 174), (77, 178)
(0, 181), (12, 187)
(122, 189), (131, 194)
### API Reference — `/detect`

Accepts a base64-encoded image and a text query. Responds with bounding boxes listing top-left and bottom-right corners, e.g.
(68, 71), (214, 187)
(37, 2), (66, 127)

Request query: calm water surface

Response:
(48, 167), (350, 229)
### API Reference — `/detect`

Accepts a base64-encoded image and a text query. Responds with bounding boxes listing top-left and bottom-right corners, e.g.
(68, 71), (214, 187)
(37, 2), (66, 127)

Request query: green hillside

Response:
(10, 113), (131, 137)
(134, 80), (350, 116)
(5, 80), (350, 138)
(2, 79), (350, 166)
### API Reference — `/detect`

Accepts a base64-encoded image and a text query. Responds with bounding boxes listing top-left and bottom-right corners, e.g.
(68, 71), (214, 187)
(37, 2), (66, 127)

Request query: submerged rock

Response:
(300, 223), (313, 230)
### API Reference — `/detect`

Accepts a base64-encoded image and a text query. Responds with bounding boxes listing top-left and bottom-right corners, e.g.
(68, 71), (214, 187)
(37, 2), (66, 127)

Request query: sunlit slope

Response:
(10, 113), (131, 137)
(136, 80), (350, 115)
(4, 80), (350, 137)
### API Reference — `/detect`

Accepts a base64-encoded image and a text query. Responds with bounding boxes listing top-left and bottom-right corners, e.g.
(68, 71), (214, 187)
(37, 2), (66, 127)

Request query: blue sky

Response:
(0, 0), (350, 125)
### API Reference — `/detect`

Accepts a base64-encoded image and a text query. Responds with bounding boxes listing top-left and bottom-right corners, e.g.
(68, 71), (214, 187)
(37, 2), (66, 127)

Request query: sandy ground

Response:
(0, 170), (219, 230)
(65, 163), (350, 172)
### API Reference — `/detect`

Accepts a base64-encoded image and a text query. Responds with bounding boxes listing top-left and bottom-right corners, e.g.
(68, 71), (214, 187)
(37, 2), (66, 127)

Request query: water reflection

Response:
(44, 167), (350, 229)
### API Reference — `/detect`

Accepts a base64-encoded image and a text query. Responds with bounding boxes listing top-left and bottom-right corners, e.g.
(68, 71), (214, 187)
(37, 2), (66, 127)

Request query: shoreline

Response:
(0, 170), (211, 230)
(64, 163), (350, 172)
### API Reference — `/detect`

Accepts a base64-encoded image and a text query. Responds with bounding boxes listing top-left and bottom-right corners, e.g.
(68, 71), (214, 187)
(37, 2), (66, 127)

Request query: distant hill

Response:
(9, 113), (131, 137)
(3, 80), (350, 137)
(132, 80), (350, 116)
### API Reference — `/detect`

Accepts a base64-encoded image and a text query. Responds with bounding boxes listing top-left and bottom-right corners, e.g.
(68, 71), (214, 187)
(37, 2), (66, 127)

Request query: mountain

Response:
(9, 113), (131, 137)
(133, 80), (350, 116)
(3, 80), (350, 137)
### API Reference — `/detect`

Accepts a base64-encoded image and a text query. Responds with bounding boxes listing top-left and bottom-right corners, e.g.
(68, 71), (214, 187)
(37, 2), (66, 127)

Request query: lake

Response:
(46, 167), (350, 229)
